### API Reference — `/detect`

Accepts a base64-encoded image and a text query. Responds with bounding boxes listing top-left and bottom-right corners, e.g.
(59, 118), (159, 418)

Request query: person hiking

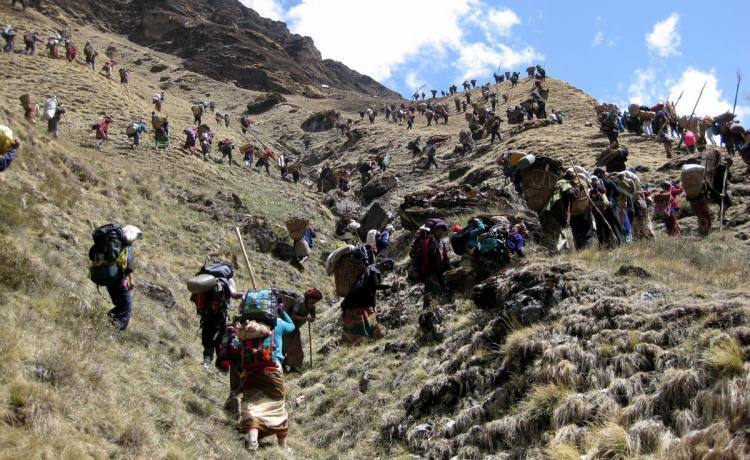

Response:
(192, 104), (204, 126)
(2, 25), (15, 53)
(430, 89), (437, 99)
(190, 262), (243, 367)
(218, 139), (236, 165)
(592, 168), (625, 243)
(358, 160), (374, 186)
(488, 112), (502, 145)
(589, 177), (622, 247)
(376, 225), (395, 252)
(102, 59), (117, 79)
(126, 119), (147, 149)
(242, 145), (255, 169)
(409, 219), (450, 308)
(256, 147), (275, 175)
(118, 68), (129, 88)
(94, 115), (113, 150)
(655, 108), (674, 158)
(46, 102), (65, 138)
(292, 223), (316, 265)
(654, 181), (683, 237)
(0, 127), (19, 172)
(209, 101), (215, 114)
(366, 107), (375, 124)
(406, 111), (414, 130)
(224, 113), (230, 128)
(83, 41), (97, 70)
(458, 130), (473, 155)
(216, 290), (293, 452)
(540, 173), (579, 250)
(423, 143), (438, 170)
(282, 288), (322, 372)
(240, 114), (252, 134)
(11, 0), (28, 9)
(64, 39), (76, 62)
(200, 128), (214, 160)
(22, 31), (38, 55)
(470, 79), (477, 88)
(153, 92), (165, 112)
(88, 224), (139, 330)
(340, 258), (394, 345)
(183, 127), (197, 151)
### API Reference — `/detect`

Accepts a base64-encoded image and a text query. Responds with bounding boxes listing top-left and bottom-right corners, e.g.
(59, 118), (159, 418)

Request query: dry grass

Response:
(572, 234), (750, 291)
(585, 421), (632, 460)
(702, 337), (743, 379)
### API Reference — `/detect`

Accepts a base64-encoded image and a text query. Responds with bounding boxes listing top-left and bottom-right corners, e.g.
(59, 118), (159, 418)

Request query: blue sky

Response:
(241, 0), (748, 123)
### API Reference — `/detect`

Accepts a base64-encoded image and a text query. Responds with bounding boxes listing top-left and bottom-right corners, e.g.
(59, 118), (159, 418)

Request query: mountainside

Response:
(37, 0), (400, 98)
(1, 4), (750, 460)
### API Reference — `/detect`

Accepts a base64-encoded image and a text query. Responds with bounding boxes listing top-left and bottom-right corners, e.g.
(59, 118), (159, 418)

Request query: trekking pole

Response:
(719, 166), (730, 232)
(308, 322), (313, 367)
(677, 81), (707, 149)
(672, 91), (684, 110)
(60, 107), (72, 136)
(234, 227), (258, 290)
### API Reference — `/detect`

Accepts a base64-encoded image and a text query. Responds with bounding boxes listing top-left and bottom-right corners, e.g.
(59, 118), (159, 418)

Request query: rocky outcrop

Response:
(245, 93), (286, 115)
(43, 0), (401, 98)
(302, 110), (337, 132)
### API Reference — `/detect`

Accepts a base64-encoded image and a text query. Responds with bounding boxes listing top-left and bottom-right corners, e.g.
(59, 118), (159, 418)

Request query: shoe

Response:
(245, 438), (259, 452)
(202, 356), (212, 368)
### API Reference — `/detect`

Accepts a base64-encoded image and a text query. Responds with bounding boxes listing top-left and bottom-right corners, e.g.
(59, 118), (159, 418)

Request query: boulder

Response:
(462, 168), (494, 186)
(615, 265), (652, 278)
(398, 185), (536, 230)
(302, 110), (337, 132)
(362, 173), (397, 200)
(245, 92), (286, 115)
(425, 134), (451, 146)
(342, 128), (367, 149)
(149, 63), (169, 73)
(137, 281), (176, 309)
(240, 216), (282, 253)
(357, 202), (391, 239)
(448, 164), (471, 181)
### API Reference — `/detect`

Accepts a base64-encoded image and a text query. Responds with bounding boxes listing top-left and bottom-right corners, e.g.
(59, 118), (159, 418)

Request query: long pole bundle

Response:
(234, 226), (257, 290)
(677, 81), (707, 149)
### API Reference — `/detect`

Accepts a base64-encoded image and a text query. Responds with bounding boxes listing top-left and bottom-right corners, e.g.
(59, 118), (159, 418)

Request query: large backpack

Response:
(88, 224), (128, 286)
(450, 219), (484, 255)
(216, 325), (275, 372)
(188, 262), (234, 316)
(240, 289), (279, 328)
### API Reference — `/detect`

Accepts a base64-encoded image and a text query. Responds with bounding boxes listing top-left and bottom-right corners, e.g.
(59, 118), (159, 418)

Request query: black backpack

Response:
(88, 224), (126, 286)
(198, 262), (234, 280)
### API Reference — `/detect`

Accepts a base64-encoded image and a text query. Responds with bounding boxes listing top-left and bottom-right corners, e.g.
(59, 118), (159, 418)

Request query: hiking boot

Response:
(202, 356), (213, 368)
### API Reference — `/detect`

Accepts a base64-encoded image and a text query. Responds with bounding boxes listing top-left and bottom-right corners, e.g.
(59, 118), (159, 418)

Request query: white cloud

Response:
(486, 8), (521, 36)
(404, 71), (426, 92)
(627, 67), (656, 105)
(591, 31), (604, 47)
(646, 13), (681, 57)
(667, 68), (747, 122)
(454, 42), (540, 81)
(287, 0), (472, 81)
(239, 0), (284, 20)
(626, 66), (747, 124)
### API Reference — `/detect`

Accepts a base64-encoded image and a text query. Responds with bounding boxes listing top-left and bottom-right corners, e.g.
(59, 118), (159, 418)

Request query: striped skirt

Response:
(342, 306), (384, 345)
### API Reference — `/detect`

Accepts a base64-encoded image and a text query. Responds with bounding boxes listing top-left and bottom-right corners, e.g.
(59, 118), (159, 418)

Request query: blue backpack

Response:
(240, 289), (279, 328)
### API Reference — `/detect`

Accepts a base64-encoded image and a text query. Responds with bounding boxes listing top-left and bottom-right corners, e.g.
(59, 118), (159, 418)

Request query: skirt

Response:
(342, 306), (384, 345)
(283, 327), (305, 368)
(239, 367), (288, 438)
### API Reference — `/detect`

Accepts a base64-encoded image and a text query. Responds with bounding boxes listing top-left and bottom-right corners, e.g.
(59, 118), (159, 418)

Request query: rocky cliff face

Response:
(41, 0), (401, 98)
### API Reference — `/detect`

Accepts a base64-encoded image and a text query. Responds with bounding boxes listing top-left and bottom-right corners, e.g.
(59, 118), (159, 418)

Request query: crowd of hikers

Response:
(4, 7), (750, 452)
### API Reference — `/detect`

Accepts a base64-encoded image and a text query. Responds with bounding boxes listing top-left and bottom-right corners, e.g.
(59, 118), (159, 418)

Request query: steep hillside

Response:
(36, 0), (400, 98)
(2, 5), (750, 460)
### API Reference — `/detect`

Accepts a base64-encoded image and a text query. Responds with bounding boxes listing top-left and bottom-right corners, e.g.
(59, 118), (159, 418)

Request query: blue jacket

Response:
(376, 230), (391, 251)
(0, 147), (17, 172)
(273, 310), (295, 364)
(303, 227), (316, 249)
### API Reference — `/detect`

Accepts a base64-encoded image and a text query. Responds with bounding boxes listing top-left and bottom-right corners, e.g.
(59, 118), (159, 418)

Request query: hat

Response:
(304, 288), (323, 302)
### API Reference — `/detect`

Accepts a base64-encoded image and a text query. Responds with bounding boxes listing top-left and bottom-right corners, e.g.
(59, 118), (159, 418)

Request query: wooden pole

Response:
(731, 71), (742, 117)
(234, 226), (258, 290)
(677, 82), (707, 149)
(308, 322), (313, 367)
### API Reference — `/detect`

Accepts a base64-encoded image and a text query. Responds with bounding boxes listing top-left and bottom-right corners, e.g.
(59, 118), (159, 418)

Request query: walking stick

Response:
(234, 227), (258, 290)
(719, 166), (729, 232)
(677, 81), (707, 149)
(308, 322), (313, 367)
(731, 71), (742, 118)
(62, 113), (73, 137)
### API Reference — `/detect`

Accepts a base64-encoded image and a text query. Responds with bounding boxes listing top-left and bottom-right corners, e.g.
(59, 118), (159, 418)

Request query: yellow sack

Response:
(0, 125), (14, 155)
